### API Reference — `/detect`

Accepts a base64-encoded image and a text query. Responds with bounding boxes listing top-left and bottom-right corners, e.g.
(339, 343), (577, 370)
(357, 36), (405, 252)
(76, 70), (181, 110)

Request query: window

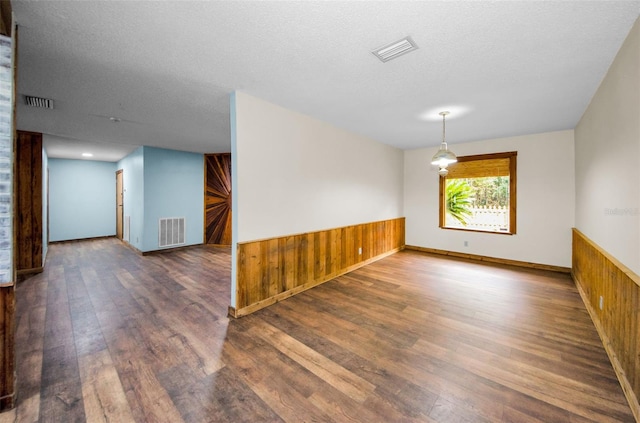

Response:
(439, 151), (517, 234)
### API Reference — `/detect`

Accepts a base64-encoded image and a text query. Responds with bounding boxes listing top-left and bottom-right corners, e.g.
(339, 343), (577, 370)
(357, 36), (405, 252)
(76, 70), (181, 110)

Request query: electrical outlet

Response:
(599, 295), (604, 310)
(464, 241), (468, 247)
(358, 247), (362, 255)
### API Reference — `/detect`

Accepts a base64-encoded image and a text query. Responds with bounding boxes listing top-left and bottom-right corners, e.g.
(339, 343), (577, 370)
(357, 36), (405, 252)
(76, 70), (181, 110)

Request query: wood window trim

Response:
(439, 151), (517, 235)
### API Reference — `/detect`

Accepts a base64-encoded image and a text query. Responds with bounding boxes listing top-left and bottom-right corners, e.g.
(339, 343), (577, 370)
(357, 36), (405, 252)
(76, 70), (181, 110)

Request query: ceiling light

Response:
(24, 95), (54, 109)
(82, 153), (93, 157)
(372, 36), (418, 63)
(431, 111), (457, 175)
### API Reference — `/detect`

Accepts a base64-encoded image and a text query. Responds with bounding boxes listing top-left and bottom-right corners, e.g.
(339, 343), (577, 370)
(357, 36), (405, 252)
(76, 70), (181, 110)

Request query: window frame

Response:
(439, 151), (517, 235)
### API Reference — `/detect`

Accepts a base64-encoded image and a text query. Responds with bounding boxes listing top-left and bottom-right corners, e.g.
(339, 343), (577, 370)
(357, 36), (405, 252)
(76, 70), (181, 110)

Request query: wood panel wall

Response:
(0, 285), (14, 411)
(231, 217), (405, 317)
(15, 130), (43, 274)
(204, 154), (231, 246)
(0, 0), (15, 411)
(572, 228), (640, 421)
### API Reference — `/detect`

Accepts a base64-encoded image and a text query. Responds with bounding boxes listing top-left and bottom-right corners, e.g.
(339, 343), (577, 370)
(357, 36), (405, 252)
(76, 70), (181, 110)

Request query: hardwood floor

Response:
(0, 238), (634, 422)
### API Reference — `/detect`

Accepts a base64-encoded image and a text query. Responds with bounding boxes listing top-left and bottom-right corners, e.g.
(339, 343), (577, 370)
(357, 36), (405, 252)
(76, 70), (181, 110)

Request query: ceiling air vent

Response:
(24, 95), (54, 109)
(372, 36), (418, 63)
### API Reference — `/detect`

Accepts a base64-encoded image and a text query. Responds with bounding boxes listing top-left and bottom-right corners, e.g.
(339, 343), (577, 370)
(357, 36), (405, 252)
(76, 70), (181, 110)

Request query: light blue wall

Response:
(49, 159), (117, 242)
(117, 147), (144, 250)
(42, 149), (48, 263)
(142, 147), (204, 251)
(116, 146), (204, 253)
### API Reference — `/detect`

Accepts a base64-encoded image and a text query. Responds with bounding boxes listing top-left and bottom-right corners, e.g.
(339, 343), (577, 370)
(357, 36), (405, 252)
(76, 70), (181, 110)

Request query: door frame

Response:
(116, 169), (123, 240)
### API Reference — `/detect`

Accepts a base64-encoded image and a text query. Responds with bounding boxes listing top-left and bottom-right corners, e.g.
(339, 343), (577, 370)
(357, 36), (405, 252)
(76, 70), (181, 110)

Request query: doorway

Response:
(116, 169), (123, 240)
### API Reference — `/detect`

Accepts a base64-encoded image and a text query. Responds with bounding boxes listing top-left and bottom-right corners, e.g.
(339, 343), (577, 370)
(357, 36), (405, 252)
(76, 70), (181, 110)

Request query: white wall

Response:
(404, 130), (575, 267)
(575, 18), (640, 275)
(233, 91), (404, 242)
(231, 91), (404, 307)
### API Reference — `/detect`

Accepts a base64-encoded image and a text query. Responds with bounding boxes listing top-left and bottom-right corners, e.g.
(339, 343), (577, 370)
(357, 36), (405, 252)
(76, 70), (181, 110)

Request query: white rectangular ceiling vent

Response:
(372, 36), (418, 63)
(25, 95), (54, 109)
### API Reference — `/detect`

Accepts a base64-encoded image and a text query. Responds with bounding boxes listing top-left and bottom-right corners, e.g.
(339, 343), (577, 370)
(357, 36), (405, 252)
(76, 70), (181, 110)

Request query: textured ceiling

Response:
(11, 0), (640, 162)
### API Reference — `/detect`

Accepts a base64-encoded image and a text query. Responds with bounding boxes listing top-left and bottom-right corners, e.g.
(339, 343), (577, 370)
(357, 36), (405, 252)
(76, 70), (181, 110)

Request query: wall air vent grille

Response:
(25, 95), (54, 109)
(159, 217), (185, 248)
(124, 216), (130, 242)
(372, 36), (419, 63)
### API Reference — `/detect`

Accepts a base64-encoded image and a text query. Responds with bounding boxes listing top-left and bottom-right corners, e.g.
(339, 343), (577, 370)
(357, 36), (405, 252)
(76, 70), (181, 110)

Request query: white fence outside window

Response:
(446, 205), (509, 232)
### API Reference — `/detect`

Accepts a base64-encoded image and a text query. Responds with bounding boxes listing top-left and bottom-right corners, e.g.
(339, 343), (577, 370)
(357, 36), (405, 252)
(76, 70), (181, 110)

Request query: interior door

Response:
(116, 169), (123, 240)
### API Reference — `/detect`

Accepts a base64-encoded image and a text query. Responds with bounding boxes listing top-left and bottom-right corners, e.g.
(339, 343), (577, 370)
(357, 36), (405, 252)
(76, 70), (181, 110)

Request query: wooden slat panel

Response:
(204, 154), (231, 246)
(0, 14), (15, 412)
(16, 131), (43, 272)
(0, 285), (15, 410)
(234, 217), (405, 316)
(447, 157), (511, 179)
(572, 228), (640, 421)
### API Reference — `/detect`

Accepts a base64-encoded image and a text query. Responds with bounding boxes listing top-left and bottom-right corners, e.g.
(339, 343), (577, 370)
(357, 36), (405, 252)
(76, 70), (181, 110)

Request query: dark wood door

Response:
(16, 130), (43, 273)
(204, 154), (231, 245)
(116, 170), (123, 240)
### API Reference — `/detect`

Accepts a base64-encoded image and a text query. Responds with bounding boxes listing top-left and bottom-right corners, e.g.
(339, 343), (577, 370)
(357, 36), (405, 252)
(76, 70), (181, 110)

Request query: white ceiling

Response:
(11, 0), (640, 162)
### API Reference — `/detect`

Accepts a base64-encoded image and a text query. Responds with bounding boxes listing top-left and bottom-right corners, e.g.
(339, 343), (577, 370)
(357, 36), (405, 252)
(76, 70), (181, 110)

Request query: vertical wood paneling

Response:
(16, 131), (43, 274)
(572, 228), (640, 421)
(0, 6), (16, 411)
(233, 217), (405, 317)
(0, 285), (15, 410)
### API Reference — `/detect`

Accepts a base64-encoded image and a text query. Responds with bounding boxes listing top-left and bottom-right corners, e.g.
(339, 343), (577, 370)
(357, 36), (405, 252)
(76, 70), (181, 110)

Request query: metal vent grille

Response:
(124, 216), (130, 242)
(25, 95), (54, 109)
(372, 36), (419, 63)
(159, 217), (185, 248)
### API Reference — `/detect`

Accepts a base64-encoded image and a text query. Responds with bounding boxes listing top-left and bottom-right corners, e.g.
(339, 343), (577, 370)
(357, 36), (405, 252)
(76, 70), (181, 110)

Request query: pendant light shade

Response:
(431, 111), (457, 173)
(431, 147), (457, 167)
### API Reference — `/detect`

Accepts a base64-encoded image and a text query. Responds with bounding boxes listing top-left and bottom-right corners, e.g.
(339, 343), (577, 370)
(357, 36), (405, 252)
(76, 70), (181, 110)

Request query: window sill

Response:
(439, 226), (515, 235)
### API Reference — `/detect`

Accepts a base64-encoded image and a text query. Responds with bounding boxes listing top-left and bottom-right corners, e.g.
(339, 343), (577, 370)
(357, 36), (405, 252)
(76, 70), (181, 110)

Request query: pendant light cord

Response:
(442, 113), (446, 145)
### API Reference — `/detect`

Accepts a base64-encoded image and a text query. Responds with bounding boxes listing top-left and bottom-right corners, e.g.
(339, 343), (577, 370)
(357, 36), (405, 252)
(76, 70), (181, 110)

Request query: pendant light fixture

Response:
(431, 111), (457, 176)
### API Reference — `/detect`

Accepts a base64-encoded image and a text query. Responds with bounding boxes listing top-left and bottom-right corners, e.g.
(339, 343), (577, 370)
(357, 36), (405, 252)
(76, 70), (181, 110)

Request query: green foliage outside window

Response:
(445, 177), (509, 226)
(445, 179), (475, 225)
(466, 176), (509, 207)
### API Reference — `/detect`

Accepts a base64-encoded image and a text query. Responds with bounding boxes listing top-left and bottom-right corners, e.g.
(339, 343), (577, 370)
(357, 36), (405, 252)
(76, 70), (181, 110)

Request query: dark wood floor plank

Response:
(77, 348), (135, 422)
(3, 239), (634, 422)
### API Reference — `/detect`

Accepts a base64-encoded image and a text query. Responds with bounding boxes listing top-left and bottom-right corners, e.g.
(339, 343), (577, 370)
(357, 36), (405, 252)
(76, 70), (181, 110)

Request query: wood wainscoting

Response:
(231, 217), (405, 317)
(0, 283), (15, 410)
(572, 228), (640, 421)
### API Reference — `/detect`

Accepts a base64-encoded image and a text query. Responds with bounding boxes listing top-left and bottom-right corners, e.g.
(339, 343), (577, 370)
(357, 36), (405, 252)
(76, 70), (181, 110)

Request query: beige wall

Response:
(232, 91), (404, 242)
(230, 91), (405, 305)
(575, 17), (640, 275)
(404, 130), (575, 267)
